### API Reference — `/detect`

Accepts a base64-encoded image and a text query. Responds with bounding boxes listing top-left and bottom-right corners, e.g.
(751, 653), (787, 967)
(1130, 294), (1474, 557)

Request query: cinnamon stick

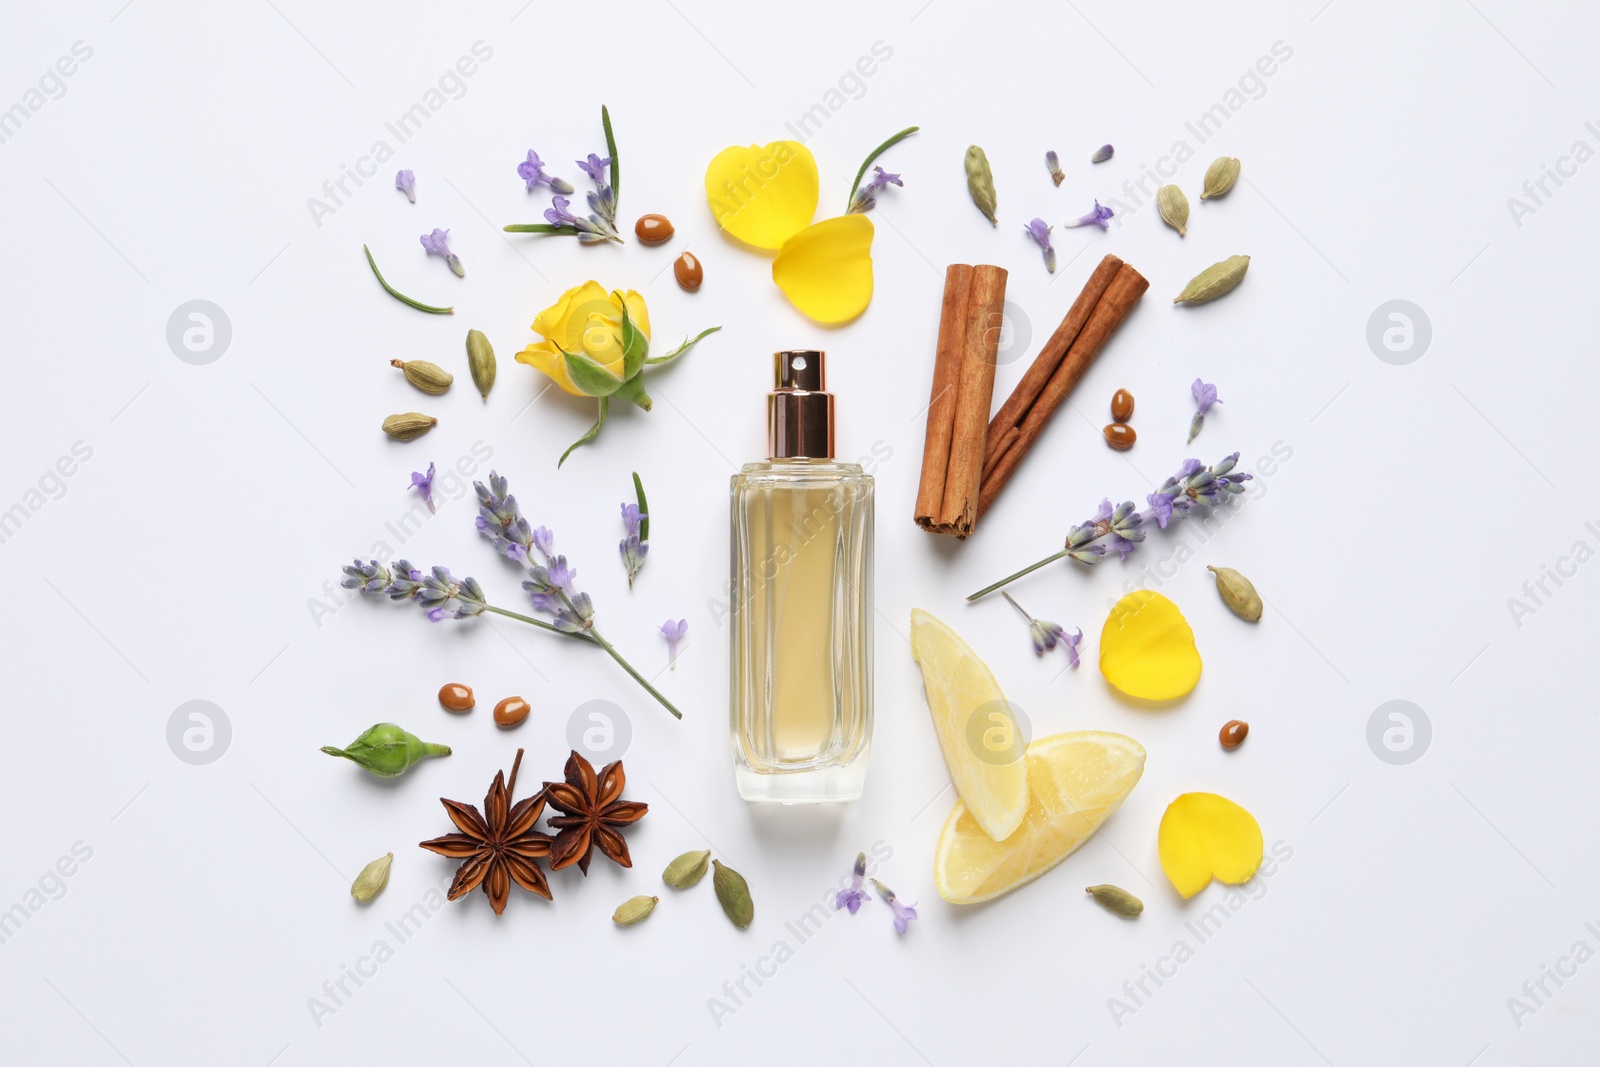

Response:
(978, 259), (1148, 520)
(914, 265), (972, 528)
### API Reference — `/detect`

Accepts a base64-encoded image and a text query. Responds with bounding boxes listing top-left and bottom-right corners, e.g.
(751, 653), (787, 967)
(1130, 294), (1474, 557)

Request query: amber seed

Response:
(673, 251), (703, 292)
(1111, 388), (1135, 422)
(438, 683), (474, 713)
(493, 696), (531, 728)
(1220, 720), (1249, 750)
(1103, 423), (1136, 450)
(634, 214), (675, 245)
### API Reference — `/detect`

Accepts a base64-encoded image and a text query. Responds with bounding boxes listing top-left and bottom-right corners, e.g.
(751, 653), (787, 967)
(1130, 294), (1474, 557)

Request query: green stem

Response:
(846, 125), (920, 205)
(559, 398), (608, 467)
(644, 326), (721, 366)
(363, 244), (454, 314)
(967, 548), (1074, 601)
(590, 628), (683, 720)
(602, 104), (619, 209)
(484, 604), (592, 639)
(503, 223), (580, 235)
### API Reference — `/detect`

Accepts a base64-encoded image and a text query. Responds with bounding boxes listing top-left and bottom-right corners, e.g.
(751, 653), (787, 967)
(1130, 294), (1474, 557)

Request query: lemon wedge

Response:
(934, 731), (1146, 904)
(910, 609), (1029, 842)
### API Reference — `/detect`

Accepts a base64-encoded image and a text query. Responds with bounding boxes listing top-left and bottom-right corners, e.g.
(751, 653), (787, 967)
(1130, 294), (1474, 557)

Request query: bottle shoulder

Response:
(732, 459), (872, 487)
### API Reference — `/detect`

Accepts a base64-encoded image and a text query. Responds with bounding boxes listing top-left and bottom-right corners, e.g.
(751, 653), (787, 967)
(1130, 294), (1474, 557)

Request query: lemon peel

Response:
(1099, 590), (1202, 701)
(705, 141), (818, 250)
(1157, 792), (1264, 898)
(771, 214), (875, 324)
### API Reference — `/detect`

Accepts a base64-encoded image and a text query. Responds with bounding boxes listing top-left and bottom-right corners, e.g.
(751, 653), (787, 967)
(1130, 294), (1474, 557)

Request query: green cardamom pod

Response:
(390, 358), (454, 395)
(1174, 255), (1250, 305)
(662, 849), (711, 888)
(382, 412), (438, 441)
(351, 852), (393, 903)
(612, 894), (659, 925)
(712, 859), (754, 929)
(321, 723), (451, 777)
(1156, 185), (1189, 237)
(1086, 884), (1144, 917)
(964, 145), (998, 225)
(1207, 565), (1263, 622)
(1200, 156), (1241, 200)
(466, 329), (496, 399)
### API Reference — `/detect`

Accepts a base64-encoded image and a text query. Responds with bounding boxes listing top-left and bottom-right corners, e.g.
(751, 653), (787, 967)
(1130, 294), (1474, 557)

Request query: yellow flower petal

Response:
(1157, 792), (1264, 898)
(617, 288), (650, 341)
(515, 340), (584, 396)
(1099, 590), (1202, 701)
(771, 215), (875, 324)
(532, 281), (607, 344)
(705, 141), (818, 250)
(519, 282), (650, 396)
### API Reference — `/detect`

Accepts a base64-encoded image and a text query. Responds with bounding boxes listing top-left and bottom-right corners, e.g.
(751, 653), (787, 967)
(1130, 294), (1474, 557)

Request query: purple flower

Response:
(1061, 628), (1083, 669)
(1025, 218), (1056, 273)
(543, 195), (579, 227)
(620, 503), (648, 588)
(517, 150), (574, 195)
(660, 618), (687, 669)
(545, 557), (577, 594)
(409, 462), (436, 513)
(1046, 150), (1064, 187)
(532, 526), (555, 558)
(1063, 200), (1115, 230)
(835, 852), (871, 914)
(1146, 491), (1174, 529)
(870, 879), (917, 934)
(395, 169), (415, 203)
(1092, 144), (1115, 164)
(1188, 379), (1222, 443)
(848, 165), (905, 214)
(419, 228), (464, 277)
(577, 153), (611, 185)
(1003, 592), (1079, 662)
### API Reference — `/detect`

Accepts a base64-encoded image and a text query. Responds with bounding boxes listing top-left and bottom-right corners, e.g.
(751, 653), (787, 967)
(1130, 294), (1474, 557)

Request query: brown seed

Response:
(1111, 388), (1135, 422)
(1220, 720), (1249, 749)
(1103, 423), (1136, 450)
(673, 251), (703, 292)
(438, 683), (474, 713)
(635, 214), (674, 245)
(493, 696), (531, 728)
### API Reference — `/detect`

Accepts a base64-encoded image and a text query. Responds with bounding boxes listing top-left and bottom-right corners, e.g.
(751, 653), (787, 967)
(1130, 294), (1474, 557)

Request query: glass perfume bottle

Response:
(730, 350), (874, 803)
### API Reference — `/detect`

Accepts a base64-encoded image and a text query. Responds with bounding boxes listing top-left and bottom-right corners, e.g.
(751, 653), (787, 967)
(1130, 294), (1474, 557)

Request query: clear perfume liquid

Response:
(730, 460), (873, 802)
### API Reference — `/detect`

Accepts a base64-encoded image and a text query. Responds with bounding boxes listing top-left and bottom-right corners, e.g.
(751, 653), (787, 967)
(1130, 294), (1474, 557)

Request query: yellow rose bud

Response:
(515, 281), (651, 397)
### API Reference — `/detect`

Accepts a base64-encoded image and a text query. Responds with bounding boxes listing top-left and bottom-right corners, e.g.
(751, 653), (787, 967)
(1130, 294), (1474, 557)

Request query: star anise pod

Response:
(545, 750), (648, 874)
(419, 748), (554, 914)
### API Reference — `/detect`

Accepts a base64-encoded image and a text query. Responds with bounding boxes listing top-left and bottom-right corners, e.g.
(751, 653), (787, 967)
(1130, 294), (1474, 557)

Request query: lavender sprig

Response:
(967, 453), (1252, 601)
(342, 470), (684, 719)
(620, 502), (648, 587)
(503, 105), (623, 241)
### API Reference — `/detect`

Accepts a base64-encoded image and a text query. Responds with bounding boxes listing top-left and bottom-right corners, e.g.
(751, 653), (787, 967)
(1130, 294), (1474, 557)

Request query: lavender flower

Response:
(517, 150), (574, 195)
(577, 152), (619, 230)
(409, 462), (436, 513)
(1188, 379), (1222, 443)
(660, 618), (687, 669)
(848, 166), (904, 214)
(1001, 592), (1079, 666)
(543, 194), (619, 244)
(1091, 144), (1114, 163)
(577, 153), (611, 184)
(395, 169), (415, 203)
(835, 853), (871, 914)
(1046, 150), (1064, 187)
(870, 879), (917, 934)
(419, 228), (464, 277)
(343, 557), (485, 620)
(620, 502), (648, 588)
(970, 454), (1253, 599)
(1063, 200), (1115, 230)
(1025, 217), (1056, 273)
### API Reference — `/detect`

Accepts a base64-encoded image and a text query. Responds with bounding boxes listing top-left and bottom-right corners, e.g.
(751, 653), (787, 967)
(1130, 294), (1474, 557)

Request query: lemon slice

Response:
(910, 609), (1028, 842)
(934, 731), (1146, 904)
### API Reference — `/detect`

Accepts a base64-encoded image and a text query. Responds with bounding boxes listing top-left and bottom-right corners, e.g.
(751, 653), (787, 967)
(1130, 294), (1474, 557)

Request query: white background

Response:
(2, 1), (1596, 1064)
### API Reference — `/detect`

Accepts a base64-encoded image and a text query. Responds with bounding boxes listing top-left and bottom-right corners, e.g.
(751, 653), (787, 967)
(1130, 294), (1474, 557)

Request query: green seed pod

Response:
(351, 853), (393, 903)
(466, 329), (496, 399)
(1207, 565), (1263, 622)
(382, 412), (438, 441)
(1174, 255), (1250, 305)
(321, 723), (451, 778)
(1086, 884), (1144, 918)
(662, 849), (711, 888)
(612, 895), (658, 925)
(964, 145), (998, 225)
(391, 359), (453, 395)
(1201, 156), (1241, 200)
(712, 859), (754, 929)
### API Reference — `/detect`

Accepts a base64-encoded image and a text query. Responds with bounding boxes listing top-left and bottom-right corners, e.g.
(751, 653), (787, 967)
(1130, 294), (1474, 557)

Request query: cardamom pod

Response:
(1086, 884), (1144, 918)
(612, 894), (659, 926)
(1207, 565), (1263, 622)
(466, 329), (496, 399)
(1157, 184), (1189, 237)
(712, 859), (754, 929)
(1174, 255), (1250, 305)
(662, 849), (711, 888)
(382, 412), (438, 441)
(351, 852), (393, 903)
(1201, 156), (1241, 200)
(390, 358), (453, 395)
(964, 145), (998, 225)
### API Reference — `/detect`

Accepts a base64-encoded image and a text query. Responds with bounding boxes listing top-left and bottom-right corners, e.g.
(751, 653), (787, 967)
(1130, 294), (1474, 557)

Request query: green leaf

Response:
(559, 398), (608, 467)
(644, 326), (721, 367)
(632, 472), (649, 541)
(602, 104), (619, 208)
(846, 126), (920, 205)
(613, 376), (653, 411)
(503, 223), (580, 235)
(560, 345), (624, 397)
(617, 295), (649, 379)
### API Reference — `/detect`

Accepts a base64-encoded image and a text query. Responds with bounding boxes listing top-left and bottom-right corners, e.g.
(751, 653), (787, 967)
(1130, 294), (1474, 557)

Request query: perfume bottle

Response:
(730, 350), (874, 803)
